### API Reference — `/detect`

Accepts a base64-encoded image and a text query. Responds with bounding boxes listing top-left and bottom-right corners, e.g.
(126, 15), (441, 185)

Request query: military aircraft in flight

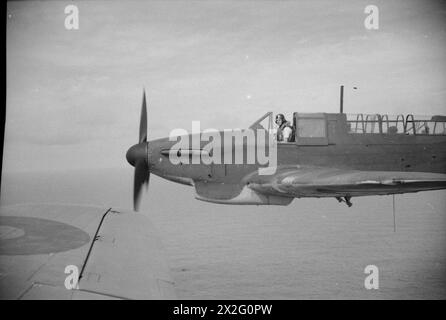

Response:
(2, 91), (445, 300)
(127, 91), (446, 210)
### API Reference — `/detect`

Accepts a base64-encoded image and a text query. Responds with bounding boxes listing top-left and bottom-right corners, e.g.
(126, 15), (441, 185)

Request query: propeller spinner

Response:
(126, 90), (150, 211)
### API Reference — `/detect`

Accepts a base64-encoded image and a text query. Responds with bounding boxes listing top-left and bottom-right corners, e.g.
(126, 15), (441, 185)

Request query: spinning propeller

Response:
(126, 90), (150, 211)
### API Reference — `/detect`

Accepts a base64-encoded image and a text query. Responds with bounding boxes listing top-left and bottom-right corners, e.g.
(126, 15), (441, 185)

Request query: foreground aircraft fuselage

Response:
(126, 96), (446, 209)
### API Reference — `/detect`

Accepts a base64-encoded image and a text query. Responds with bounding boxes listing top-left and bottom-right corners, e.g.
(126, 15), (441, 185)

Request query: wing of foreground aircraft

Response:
(0, 204), (175, 300)
(194, 166), (446, 206)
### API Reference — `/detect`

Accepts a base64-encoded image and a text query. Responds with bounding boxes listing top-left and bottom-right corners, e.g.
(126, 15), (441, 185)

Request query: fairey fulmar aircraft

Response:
(127, 91), (446, 210)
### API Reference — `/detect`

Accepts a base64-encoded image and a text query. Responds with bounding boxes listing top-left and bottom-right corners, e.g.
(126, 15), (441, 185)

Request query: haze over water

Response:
(1, 169), (445, 299)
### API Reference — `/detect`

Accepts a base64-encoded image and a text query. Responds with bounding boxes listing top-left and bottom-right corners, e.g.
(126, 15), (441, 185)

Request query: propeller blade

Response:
(130, 89), (150, 211)
(139, 90), (148, 143)
(134, 159), (149, 211)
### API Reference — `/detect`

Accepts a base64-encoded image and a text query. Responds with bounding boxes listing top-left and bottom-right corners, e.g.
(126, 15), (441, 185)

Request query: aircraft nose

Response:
(126, 143), (147, 167)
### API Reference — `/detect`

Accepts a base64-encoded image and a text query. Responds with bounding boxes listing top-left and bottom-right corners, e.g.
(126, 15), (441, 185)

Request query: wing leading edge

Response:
(0, 204), (175, 300)
(246, 166), (446, 198)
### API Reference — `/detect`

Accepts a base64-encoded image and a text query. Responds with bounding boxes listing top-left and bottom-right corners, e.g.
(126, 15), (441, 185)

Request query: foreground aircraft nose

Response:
(126, 143), (147, 167)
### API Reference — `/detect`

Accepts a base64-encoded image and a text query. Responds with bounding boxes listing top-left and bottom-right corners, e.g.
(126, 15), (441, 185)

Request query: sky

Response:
(3, 0), (446, 172)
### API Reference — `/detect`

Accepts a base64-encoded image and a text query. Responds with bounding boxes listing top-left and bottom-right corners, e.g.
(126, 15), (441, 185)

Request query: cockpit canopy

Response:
(250, 112), (446, 144)
(346, 113), (446, 135)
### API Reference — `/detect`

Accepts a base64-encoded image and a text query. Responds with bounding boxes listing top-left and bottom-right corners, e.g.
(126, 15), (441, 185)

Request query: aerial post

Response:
(340, 85), (344, 114)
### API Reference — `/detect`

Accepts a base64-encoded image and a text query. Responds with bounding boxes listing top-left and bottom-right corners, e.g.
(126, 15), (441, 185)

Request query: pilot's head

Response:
(275, 114), (286, 126)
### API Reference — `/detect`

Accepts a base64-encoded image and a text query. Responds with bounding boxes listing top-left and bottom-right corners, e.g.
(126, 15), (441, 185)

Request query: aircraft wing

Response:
(247, 166), (446, 198)
(0, 204), (175, 300)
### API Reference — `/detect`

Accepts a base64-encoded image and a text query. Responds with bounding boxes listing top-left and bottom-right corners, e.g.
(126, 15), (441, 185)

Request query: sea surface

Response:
(1, 168), (445, 299)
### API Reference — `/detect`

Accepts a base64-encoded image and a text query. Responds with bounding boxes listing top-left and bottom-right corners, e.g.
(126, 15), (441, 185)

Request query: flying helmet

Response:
(275, 113), (286, 124)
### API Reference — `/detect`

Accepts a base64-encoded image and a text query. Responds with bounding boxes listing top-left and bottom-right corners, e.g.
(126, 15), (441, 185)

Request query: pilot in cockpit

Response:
(275, 113), (294, 142)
